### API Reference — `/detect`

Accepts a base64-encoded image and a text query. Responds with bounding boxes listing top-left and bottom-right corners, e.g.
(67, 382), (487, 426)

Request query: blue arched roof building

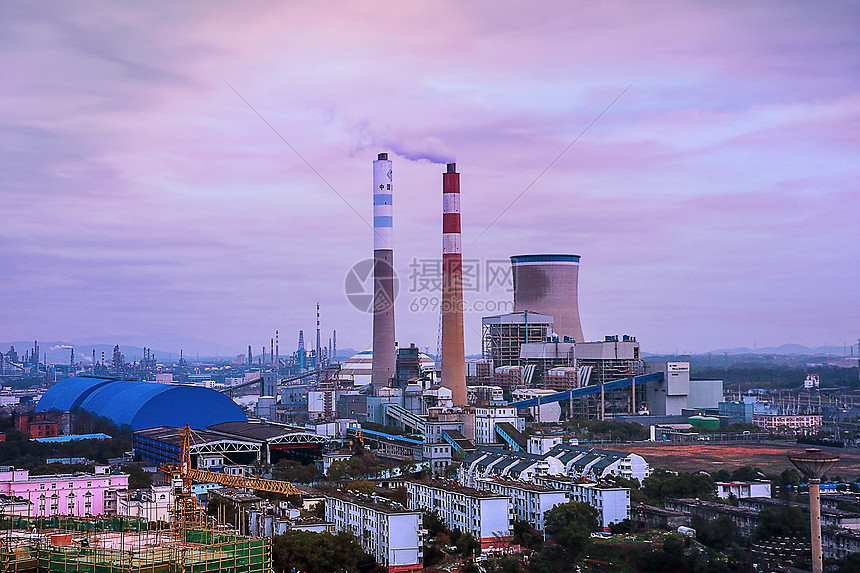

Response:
(36, 376), (247, 431)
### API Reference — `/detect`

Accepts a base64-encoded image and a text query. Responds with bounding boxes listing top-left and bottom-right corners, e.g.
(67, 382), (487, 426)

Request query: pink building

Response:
(0, 466), (129, 517)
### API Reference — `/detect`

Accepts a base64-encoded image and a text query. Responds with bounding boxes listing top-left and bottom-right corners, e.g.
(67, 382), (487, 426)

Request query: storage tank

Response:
(688, 416), (721, 430)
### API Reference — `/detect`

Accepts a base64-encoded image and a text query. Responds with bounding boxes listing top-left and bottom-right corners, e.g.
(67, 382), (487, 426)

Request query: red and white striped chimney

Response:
(441, 163), (467, 406)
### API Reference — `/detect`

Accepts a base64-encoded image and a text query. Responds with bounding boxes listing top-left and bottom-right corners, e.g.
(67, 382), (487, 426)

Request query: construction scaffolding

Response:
(0, 516), (270, 573)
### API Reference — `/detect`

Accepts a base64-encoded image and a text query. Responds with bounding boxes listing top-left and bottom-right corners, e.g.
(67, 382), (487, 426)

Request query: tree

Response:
(346, 480), (376, 495)
(531, 502), (598, 572)
(272, 459), (322, 484)
(456, 532), (480, 559)
(123, 465), (153, 489)
(834, 552), (860, 573)
(692, 514), (737, 551)
(730, 465), (765, 481)
(271, 530), (376, 573)
(423, 543), (444, 568)
(512, 519), (543, 551)
(752, 505), (809, 542)
(423, 510), (447, 539)
(641, 470), (717, 503)
(483, 556), (521, 573)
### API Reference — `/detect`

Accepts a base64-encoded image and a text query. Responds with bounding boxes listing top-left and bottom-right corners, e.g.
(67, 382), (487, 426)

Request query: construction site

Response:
(0, 425), (280, 573)
(0, 517), (270, 573)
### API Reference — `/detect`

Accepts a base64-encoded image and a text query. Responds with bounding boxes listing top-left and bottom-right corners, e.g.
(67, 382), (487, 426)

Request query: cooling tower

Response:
(441, 163), (467, 406)
(371, 153), (396, 388)
(511, 254), (584, 343)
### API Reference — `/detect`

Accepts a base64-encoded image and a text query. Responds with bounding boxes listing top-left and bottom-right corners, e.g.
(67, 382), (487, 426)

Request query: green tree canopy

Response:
(271, 530), (376, 573)
(641, 470), (717, 503)
(752, 505), (809, 543)
(272, 459), (322, 484)
(531, 502), (598, 573)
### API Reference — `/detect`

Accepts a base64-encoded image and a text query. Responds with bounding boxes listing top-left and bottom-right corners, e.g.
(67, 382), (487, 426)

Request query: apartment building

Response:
(325, 492), (423, 573)
(405, 479), (511, 547)
(716, 481), (772, 500)
(533, 475), (630, 528)
(117, 484), (173, 522)
(474, 477), (567, 532)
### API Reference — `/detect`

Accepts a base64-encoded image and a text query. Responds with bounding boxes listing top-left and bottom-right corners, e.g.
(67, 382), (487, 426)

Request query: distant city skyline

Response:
(2, 2), (858, 355)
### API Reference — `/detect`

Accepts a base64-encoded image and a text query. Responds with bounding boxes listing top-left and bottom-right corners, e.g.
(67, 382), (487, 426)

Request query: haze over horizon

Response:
(2, 1), (858, 356)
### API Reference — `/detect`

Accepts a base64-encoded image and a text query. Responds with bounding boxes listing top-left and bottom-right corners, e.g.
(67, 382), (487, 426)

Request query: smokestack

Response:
(441, 162), (467, 406)
(371, 152), (396, 389)
(511, 254), (584, 342)
(316, 302), (322, 368)
(275, 330), (279, 371)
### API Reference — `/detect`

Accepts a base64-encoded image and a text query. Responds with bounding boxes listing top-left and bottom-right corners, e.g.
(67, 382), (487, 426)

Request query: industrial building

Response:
(133, 422), (328, 468)
(36, 376), (247, 430)
(511, 254), (585, 343)
(134, 426), (261, 468)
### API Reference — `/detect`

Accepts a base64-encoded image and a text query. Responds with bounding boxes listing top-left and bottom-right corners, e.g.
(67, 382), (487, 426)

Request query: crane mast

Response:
(160, 425), (301, 529)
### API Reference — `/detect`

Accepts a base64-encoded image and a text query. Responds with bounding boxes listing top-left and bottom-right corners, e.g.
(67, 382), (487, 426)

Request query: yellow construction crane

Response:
(160, 425), (301, 526)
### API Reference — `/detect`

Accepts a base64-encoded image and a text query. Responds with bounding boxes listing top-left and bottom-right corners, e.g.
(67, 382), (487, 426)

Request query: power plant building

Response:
(511, 254), (585, 343)
(36, 376), (247, 430)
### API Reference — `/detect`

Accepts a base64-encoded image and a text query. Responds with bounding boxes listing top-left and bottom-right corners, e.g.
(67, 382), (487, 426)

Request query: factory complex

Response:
(8, 154), (848, 573)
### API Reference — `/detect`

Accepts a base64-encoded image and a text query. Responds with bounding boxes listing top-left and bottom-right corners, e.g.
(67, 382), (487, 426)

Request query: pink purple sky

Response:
(2, 1), (858, 356)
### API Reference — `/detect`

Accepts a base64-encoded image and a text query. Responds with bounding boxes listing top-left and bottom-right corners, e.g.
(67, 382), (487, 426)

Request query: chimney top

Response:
(446, 163), (457, 173)
(378, 153), (388, 160)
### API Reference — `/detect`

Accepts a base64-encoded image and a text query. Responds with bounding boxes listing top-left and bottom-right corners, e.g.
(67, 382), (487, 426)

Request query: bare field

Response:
(603, 443), (860, 477)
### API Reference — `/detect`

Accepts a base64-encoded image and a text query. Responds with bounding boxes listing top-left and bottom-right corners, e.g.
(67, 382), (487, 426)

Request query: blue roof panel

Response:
(37, 377), (246, 431)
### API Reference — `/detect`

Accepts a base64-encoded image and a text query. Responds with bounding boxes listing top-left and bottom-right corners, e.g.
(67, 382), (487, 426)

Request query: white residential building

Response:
(459, 445), (649, 487)
(322, 451), (352, 475)
(421, 443), (453, 478)
(716, 481), (772, 500)
(405, 480), (511, 547)
(547, 444), (649, 482)
(458, 448), (565, 488)
(325, 493), (423, 573)
(533, 475), (630, 528)
(117, 485), (173, 522)
(474, 477), (567, 532)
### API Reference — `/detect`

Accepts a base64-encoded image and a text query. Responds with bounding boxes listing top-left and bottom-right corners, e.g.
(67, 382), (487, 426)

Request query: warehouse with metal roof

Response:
(36, 376), (247, 431)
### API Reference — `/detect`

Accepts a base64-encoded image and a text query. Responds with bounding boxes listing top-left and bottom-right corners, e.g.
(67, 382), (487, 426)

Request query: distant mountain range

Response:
(707, 344), (855, 356)
(2, 338), (855, 365)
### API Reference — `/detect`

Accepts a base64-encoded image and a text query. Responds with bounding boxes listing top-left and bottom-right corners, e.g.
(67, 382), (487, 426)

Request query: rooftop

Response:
(407, 479), (508, 499)
(326, 491), (420, 515)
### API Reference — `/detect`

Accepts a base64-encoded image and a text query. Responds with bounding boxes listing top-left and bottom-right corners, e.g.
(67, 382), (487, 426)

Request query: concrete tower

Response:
(371, 153), (396, 389)
(789, 448), (840, 573)
(441, 163), (467, 406)
(511, 254), (585, 343)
